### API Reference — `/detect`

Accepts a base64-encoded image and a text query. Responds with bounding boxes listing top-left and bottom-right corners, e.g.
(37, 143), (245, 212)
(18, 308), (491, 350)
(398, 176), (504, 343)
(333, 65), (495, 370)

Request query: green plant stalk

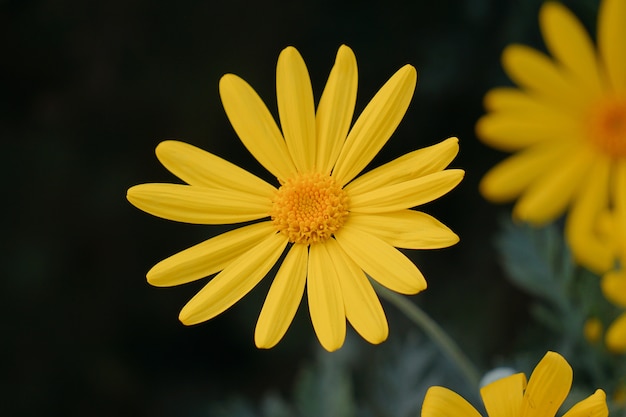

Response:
(373, 281), (481, 388)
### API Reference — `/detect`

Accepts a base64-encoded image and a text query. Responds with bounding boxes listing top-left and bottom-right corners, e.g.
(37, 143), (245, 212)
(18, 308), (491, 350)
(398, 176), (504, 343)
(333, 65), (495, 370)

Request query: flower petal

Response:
(276, 46), (316, 172)
(178, 232), (288, 325)
(316, 45), (358, 174)
(333, 64), (417, 186)
(255, 243), (308, 349)
(347, 211), (459, 249)
(345, 137), (459, 195)
(480, 141), (575, 203)
(566, 159), (614, 274)
(476, 105), (579, 152)
(325, 238), (388, 344)
(219, 73), (297, 182)
(514, 146), (594, 224)
(520, 351), (572, 417)
(335, 224), (427, 294)
(127, 183), (271, 224)
(601, 270), (626, 307)
(308, 243), (346, 352)
(562, 389), (608, 417)
(349, 169), (464, 213)
(614, 160), (626, 262)
(606, 313), (626, 353)
(155, 140), (276, 196)
(147, 222), (276, 287)
(598, 0), (626, 92)
(540, 2), (604, 95)
(421, 386), (483, 417)
(481, 373), (527, 417)
(502, 45), (587, 113)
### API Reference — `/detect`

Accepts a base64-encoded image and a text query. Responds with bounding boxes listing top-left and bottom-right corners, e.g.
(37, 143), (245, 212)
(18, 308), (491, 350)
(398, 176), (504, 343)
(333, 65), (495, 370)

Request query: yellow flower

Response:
(127, 45), (463, 352)
(476, 0), (626, 274)
(601, 270), (626, 353)
(594, 167), (626, 353)
(583, 317), (604, 345)
(422, 351), (608, 417)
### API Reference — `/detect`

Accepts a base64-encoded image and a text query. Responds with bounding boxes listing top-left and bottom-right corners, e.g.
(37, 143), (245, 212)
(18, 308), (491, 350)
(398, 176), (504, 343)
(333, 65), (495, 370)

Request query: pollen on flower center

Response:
(270, 172), (349, 244)
(585, 96), (626, 157)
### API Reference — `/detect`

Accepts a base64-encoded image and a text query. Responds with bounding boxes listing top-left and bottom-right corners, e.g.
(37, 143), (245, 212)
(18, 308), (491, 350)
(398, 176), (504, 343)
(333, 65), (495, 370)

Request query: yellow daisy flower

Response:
(476, 0), (626, 274)
(127, 45), (463, 352)
(422, 351), (608, 417)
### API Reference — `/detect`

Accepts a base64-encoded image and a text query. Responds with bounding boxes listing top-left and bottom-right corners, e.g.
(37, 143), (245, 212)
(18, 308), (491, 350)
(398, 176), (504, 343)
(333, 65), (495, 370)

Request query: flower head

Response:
(422, 351), (608, 417)
(127, 45), (463, 351)
(476, 0), (626, 274)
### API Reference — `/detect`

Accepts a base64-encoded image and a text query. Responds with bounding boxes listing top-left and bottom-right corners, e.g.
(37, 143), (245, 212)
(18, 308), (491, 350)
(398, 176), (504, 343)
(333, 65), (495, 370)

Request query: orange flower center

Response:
(270, 172), (349, 244)
(585, 96), (626, 157)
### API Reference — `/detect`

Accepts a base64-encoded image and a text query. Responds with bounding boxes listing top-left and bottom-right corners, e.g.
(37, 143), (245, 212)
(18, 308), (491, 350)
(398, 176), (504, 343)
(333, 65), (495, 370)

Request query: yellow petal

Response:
(598, 0), (626, 92)
(155, 140), (276, 196)
(614, 161), (626, 262)
(601, 270), (626, 307)
(325, 239), (388, 344)
(307, 242), (346, 352)
(276, 46), (316, 172)
(349, 169), (464, 213)
(127, 183), (271, 224)
(219, 74), (297, 182)
(502, 45), (586, 113)
(335, 224), (427, 294)
(179, 233), (288, 325)
(565, 159), (614, 274)
(421, 386), (483, 417)
(482, 87), (547, 112)
(333, 64), (417, 186)
(540, 2), (604, 95)
(520, 351), (572, 417)
(345, 137), (459, 195)
(347, 211), (459, 249)
(476, 108), (579, 152)
(255, 243), (308, 349)
(479, 141), (571, 203)
(316, 45), (358, 174)
(148, 222), (276, 287)
(562, 389), (608, 417)
(606, 313), (626, 353)
(514, 146), (594, 224)
(481, 373), (527, 417)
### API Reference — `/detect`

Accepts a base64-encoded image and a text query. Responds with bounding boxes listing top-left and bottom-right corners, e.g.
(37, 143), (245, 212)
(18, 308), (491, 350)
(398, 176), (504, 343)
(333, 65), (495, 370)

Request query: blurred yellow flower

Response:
(422, 351), (608, 417)
(127, 45), (463, 352)
(583, 317), (604, 344)
(476, 0), (626, 274)
(601, 270), (626, 353)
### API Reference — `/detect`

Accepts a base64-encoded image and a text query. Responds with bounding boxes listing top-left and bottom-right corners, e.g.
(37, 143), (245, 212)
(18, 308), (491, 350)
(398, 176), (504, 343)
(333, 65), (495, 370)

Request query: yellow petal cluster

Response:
(127, 45), (463, 351)
(476, 0), (626, 275)
(422, 351), (608, 417)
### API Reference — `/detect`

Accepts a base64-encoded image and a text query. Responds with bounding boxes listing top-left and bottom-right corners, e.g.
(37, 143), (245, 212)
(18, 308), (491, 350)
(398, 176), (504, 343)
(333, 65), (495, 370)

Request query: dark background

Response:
(1, 0), (599, 415)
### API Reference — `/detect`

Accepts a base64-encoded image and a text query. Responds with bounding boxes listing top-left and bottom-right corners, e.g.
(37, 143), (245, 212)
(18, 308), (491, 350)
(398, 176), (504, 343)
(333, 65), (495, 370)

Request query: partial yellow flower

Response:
(127, 45), (463, 352)
(583, 317), (604, 345)
(601, 270), (626, 353)
(476, 0), (626, 274)
(594, 162), (626, 353)
(422, 351), (608, 417)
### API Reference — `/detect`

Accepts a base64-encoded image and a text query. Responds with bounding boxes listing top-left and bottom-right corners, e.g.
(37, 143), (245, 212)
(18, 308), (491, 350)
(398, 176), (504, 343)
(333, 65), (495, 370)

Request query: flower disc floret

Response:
(586, 96), (626, 157)
(270, 172), (349, 244)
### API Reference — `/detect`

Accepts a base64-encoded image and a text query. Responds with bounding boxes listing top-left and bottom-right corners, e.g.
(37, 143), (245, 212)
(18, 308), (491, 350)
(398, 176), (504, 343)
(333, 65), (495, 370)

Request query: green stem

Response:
(373, 282), (482, 388)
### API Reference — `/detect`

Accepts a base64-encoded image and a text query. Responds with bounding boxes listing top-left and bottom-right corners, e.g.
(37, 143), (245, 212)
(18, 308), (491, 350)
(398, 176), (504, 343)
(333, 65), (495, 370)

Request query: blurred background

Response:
(1, 0), (600, 415)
